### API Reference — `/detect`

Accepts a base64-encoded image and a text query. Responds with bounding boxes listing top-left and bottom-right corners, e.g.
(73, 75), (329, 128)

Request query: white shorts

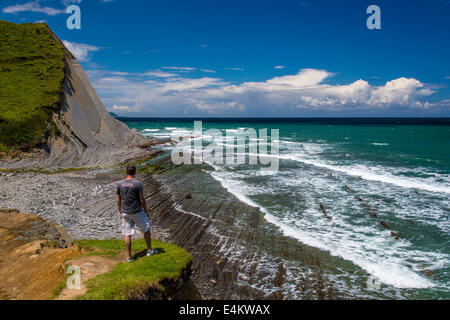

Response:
(121, 211), (151, 236)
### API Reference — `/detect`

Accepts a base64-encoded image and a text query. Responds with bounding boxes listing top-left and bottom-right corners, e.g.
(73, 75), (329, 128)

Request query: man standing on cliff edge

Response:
(116, 165), (157, 262)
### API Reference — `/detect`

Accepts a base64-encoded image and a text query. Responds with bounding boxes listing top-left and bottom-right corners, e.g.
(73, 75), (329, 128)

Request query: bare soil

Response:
(0, 211), (79, 300)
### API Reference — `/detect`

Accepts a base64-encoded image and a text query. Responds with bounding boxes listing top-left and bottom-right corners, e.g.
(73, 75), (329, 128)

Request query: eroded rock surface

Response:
(0, 211), (79, 300)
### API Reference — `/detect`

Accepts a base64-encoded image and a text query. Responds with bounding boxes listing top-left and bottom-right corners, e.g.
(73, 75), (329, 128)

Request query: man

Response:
(116, 165), (157, 262)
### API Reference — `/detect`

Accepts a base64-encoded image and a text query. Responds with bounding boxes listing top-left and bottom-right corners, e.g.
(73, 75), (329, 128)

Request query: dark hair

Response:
(126, 165), (136, 176)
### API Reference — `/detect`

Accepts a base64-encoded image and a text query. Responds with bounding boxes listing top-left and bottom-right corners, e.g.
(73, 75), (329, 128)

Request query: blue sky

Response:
(1, 0), (450, 117)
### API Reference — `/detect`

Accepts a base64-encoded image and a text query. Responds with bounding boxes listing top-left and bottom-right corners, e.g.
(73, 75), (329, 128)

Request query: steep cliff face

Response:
(0, 21), (152, 168)
(0, 211), (200, 300)
(45, 48), (150, 167)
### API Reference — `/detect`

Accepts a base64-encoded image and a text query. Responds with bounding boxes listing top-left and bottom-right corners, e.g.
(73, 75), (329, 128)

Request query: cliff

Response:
(0, 211), (200, 300)
(0, 20), (153, 168)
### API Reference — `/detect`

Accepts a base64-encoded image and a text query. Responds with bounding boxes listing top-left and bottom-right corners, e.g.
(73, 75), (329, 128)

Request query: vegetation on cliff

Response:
(74, 239), (192, 300)
(0, 20), (65, 151)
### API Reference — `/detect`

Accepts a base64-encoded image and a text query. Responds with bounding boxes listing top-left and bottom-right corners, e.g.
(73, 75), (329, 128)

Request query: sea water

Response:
(124, 118), (450, 299)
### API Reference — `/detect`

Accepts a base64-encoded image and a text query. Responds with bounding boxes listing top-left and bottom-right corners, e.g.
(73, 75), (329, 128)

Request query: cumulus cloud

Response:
(112, 105), (133, 112)
(3, 1), (64, 15)
(86, 68), (445, 116)
(274, 65), (285, 69)
(62, 40), (100, 62)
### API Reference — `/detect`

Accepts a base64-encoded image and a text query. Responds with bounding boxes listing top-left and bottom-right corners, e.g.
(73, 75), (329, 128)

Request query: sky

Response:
(1, 0), (450, 117)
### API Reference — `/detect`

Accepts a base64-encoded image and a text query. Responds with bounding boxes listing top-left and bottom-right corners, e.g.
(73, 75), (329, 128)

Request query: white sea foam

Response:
(171, 129), (192, 134)
(163, 127), (448, 293)
(142, 129), (160, 132)
(371, 142), (389, 146)
(238, 140), (450, 194)
(208, 165), (443, 290)
(173, 203), (207, 220)
(282, 153), (450, 194)
(151, 133), (171, 138)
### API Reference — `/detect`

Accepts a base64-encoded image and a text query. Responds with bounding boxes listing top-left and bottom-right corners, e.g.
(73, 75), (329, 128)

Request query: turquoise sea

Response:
(123, 118), (450, 299)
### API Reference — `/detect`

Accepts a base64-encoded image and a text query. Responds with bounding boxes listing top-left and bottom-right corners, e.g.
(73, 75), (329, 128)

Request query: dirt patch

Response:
(0, 211), (79, 300)
(55, 254), (125, 300)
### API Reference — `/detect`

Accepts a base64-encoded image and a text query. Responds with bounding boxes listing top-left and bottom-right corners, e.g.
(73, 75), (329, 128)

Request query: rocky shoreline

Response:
(1, 149), (347, 300)
(137, 156), (340, 300)
(0, 167), (169, 241)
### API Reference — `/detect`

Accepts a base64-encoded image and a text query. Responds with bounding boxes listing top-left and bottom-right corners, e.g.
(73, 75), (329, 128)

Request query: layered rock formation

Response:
(1, 22), (154, 168)
(0, 210), (78, 300)
(46, 34), (151, 167)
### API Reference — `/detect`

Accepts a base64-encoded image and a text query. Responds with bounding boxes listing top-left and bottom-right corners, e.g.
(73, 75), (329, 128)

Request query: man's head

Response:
(126, 165), (136, 177)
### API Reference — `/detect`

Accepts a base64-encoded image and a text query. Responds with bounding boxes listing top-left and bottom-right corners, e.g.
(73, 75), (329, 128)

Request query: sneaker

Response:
(126, 257), (133, 263)
(146, 249), (158, 256)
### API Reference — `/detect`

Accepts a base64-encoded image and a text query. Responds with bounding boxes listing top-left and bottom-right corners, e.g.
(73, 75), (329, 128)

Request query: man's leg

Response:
(124, 235), (132, 258)
(144, 231), (152, 252)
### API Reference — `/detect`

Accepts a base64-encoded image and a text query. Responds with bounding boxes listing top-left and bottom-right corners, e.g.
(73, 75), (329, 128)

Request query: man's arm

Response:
(139, 193), (148, 215)
(117, 195), (122, 220)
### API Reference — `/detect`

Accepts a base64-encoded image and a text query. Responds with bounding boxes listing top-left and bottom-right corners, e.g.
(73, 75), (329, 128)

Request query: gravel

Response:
(0, 168), (167, 240)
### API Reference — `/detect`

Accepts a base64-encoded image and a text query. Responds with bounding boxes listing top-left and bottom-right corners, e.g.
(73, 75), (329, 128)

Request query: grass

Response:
(51, 264), (70, 299)
(74, 239), (192, 300)
(0, 20), (65, 150)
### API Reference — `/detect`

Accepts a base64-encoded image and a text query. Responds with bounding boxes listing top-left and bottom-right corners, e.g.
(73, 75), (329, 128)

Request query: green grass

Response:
(51, 264), (70, 300)
(0, 20), (65, 150)
(74, 239), (192, 300)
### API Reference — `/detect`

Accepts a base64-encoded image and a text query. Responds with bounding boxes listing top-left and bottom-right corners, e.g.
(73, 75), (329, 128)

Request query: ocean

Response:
(123, 118), (450, 299)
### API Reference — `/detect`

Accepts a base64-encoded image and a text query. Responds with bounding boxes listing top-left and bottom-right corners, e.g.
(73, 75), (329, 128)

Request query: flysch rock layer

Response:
(1, 28), (155, 169)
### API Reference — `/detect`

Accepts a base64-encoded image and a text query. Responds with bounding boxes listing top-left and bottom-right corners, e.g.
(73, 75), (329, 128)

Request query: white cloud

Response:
(368, 78), (433, 106)
(62, 40), (100, 62)
(86, 68), (444, 116)
(265, 68), (331, 88)
(196, 101), (244, 113)
(161, 66), (196, 72)
(200, 69), (216, 73)
(274, 65), (285, 69)
(225, 67), (244, 71)
(142, 70), (177, 78)
(112, 105), (133, 112)
(3, 2), (64, 15)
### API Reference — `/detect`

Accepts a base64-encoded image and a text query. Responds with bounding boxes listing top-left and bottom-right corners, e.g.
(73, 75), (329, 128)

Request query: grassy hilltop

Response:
(0, 20), (65, 152)
(74, 239), (193, 300)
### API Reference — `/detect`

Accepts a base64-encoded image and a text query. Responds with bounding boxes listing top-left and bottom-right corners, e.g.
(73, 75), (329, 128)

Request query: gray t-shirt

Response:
(115, 179), (144, 214)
